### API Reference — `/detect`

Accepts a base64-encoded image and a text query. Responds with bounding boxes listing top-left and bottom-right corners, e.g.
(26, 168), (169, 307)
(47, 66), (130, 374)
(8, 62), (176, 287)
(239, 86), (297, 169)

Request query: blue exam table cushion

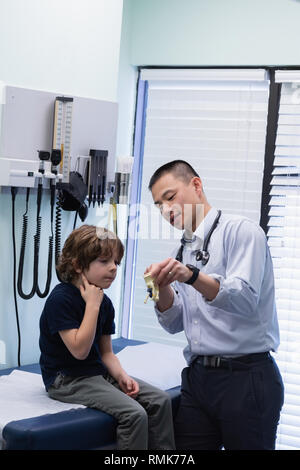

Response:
(0, 338), (181, 450)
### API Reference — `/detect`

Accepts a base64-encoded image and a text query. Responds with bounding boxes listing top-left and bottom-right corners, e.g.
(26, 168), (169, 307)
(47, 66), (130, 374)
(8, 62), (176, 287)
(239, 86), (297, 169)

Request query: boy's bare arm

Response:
(99, 334), (123, 378)
(100, 335), (139, 398)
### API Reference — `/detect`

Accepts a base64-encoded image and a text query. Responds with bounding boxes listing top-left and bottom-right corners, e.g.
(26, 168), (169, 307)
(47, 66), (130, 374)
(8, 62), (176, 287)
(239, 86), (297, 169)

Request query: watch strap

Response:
(184, 264), (200, 285)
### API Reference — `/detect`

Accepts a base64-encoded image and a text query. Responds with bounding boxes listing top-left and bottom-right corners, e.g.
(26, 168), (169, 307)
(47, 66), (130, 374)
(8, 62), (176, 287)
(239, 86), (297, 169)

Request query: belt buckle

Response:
(203, 356), (221, 368)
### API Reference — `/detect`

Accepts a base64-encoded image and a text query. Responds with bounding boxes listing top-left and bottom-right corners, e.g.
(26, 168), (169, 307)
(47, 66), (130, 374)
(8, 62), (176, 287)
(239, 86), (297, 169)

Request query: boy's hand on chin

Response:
(79, 274), (104, 308)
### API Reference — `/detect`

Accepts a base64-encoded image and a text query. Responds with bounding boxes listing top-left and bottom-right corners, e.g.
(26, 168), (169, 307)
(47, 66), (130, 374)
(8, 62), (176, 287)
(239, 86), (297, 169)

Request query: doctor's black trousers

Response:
(174, 353), (284, 450)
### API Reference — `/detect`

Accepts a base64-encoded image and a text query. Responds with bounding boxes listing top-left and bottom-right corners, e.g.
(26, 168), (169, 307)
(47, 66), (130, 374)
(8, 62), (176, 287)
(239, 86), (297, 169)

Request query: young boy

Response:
(39, 224), (175, 450)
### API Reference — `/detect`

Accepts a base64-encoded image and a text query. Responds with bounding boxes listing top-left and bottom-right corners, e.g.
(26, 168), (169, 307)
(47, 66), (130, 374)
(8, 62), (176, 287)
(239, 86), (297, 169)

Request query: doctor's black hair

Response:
(148, 160), (199, 191)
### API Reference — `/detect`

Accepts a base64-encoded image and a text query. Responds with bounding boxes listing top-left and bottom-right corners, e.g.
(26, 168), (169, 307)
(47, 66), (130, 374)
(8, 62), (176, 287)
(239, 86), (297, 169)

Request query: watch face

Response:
(186, 264), (196, 271)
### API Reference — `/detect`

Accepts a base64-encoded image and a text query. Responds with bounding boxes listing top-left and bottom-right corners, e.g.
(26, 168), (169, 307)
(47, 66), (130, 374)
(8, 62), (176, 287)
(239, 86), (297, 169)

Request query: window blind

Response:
(129, 69), (270, 346)
(269, 72), (300, 450)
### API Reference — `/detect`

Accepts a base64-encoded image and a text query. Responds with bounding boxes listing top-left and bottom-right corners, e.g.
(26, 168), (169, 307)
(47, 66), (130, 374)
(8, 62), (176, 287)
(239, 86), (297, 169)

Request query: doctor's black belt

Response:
(176, 210), (222, 265)
(194, 352), (271, 369)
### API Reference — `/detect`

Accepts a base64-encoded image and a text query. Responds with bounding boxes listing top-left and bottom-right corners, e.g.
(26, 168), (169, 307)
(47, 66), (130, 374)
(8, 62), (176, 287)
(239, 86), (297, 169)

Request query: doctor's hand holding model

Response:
(145, 160), (284, 450)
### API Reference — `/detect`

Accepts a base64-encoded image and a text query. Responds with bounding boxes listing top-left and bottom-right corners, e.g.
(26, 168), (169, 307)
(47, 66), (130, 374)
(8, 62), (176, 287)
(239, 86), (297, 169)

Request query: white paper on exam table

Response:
(0, 370), (85, 446)
(0, 342), (185, 447)
(116, 342), (186, 390)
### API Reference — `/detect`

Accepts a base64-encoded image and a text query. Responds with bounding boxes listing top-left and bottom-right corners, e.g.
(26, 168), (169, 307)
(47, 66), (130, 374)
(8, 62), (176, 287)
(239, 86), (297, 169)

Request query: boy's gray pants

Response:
(48, 373), (175, 450)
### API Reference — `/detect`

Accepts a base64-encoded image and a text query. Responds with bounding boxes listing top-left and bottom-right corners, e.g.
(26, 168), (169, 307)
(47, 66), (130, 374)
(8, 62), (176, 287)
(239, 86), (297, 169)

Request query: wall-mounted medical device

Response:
(114, 155), (134, 204)
(0, 84), (118, 191)
(0, 84), (119, 300)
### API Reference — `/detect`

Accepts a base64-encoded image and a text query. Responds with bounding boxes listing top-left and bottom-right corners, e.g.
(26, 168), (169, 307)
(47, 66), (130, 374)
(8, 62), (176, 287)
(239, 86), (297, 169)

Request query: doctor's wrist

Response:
(183, 264), (200, 285)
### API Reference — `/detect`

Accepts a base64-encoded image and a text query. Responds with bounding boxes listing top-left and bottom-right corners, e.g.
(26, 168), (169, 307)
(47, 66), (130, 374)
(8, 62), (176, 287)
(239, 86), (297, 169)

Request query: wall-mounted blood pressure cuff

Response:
(58, 171), (88, 221)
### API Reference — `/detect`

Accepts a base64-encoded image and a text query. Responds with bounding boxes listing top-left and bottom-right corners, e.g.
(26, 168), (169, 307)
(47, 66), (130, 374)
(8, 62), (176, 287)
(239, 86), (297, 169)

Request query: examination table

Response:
(0, 338), (181, 450)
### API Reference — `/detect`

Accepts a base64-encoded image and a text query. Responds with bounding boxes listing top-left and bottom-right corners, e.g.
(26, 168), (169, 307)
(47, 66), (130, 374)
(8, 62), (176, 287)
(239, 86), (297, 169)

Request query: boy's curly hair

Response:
(56, 225), (124, 282)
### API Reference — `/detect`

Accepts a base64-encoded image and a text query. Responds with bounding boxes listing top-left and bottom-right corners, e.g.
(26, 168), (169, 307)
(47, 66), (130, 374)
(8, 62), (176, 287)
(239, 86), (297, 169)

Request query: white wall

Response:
(0, 0), (124, 369)
(128, 0), (300, 66)
(116, 0), (137, 157)
(0, 0), (123, 100)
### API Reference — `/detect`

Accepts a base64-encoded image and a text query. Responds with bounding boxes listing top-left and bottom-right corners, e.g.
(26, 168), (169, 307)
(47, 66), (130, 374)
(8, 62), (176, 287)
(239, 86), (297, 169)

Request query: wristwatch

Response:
(184, 264), (200, 285)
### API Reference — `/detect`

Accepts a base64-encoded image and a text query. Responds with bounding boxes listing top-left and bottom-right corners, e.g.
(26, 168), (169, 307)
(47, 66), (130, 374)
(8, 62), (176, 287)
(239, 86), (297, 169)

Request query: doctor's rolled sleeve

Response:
(154, 209), (280, 363)
(206, 220), (267, 316)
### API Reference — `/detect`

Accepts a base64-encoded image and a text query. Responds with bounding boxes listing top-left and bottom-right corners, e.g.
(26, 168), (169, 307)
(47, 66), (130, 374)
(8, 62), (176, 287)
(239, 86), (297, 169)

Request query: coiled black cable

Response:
(36, 181), (56, 298)
(17, 182), (55, 299)
(55, 197), (63, 282)
(11, 187), (21, 366)
(17, 188), (38, 300)
(35, 218), (54, 298)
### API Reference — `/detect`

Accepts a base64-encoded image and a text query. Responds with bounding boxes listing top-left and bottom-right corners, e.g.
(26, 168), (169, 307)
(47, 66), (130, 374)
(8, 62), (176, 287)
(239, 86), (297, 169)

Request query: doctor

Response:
(145, 160), (284, 450)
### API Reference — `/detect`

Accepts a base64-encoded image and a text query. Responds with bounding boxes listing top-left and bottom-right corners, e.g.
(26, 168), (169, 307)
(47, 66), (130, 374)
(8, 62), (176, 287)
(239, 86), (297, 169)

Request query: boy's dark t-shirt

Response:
(39, 282), (115, 390)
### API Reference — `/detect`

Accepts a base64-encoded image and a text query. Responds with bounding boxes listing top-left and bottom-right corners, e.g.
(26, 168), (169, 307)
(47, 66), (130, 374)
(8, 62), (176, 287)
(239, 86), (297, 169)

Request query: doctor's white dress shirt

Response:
(155, 207), (280, 364)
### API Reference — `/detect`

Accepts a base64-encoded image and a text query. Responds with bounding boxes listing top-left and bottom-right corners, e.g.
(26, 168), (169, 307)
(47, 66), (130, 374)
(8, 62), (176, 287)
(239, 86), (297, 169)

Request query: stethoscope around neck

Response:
(175, 210), (222, 265)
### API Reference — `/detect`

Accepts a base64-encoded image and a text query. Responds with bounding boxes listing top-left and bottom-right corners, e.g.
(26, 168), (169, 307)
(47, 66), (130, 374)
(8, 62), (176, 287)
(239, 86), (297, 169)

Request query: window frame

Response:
(120, 66), (300, 450)
(122, 66), (300, 331)
(122, 66), (282, 336)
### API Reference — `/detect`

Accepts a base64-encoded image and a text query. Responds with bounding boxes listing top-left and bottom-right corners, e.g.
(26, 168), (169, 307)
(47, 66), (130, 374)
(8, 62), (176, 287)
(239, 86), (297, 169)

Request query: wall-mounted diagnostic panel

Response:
(0, 84), (118, 195)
